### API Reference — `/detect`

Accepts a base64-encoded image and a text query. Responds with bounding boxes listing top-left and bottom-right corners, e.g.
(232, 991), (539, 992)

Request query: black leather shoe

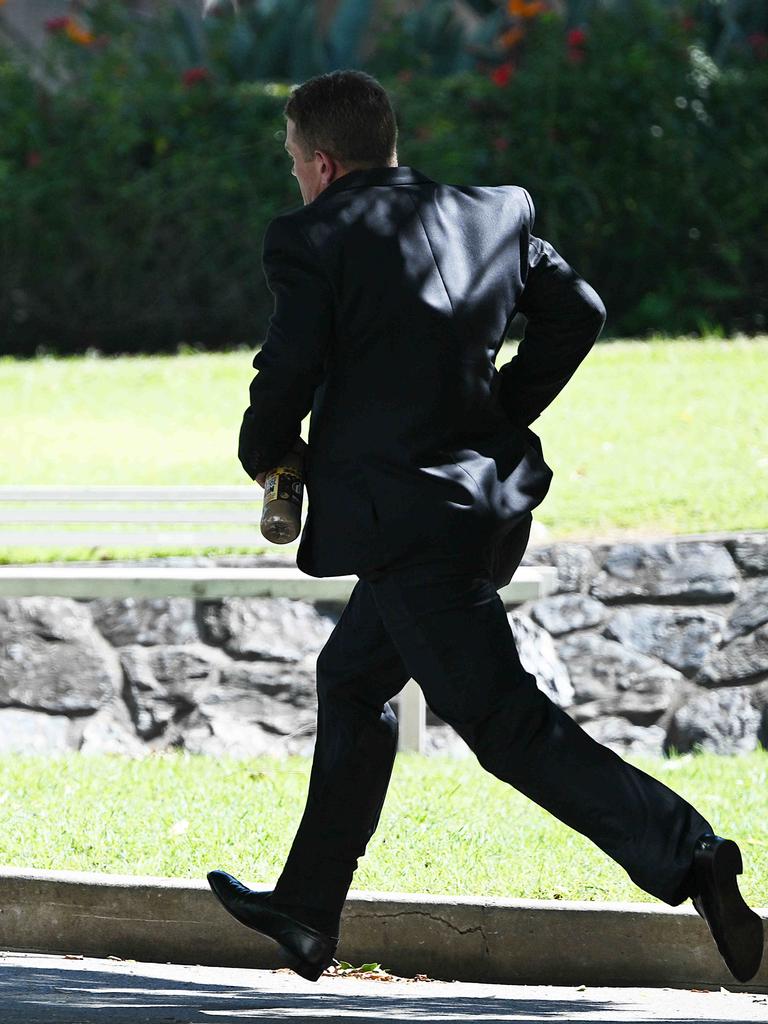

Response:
(206, 869), (338, 982)
(690, 834), (764, 983)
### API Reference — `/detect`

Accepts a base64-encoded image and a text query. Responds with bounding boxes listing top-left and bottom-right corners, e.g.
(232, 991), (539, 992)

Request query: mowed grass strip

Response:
(0, 749), (765, 906)
(0, 335), (766, 563)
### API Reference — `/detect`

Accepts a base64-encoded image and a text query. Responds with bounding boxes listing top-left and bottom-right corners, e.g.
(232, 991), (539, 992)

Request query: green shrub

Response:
(0, 0), (766, 354)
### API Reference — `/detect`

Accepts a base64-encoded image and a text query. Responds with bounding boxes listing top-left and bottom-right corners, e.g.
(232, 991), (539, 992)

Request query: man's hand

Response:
(253, 438), (307, 490)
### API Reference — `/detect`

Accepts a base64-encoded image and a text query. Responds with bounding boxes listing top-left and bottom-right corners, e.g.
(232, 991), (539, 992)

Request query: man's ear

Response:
(318, 150), (342, 179)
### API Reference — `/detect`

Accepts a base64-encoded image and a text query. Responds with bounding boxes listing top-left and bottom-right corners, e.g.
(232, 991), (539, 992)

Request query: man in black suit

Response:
(208, 70), (763, 984)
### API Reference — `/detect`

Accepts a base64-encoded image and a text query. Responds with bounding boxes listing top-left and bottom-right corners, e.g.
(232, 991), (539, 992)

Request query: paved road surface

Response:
(1, 950), (767, 1023)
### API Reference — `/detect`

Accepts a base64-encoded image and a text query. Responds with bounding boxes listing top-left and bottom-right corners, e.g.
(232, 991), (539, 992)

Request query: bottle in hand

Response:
(260, 440), (306, 544)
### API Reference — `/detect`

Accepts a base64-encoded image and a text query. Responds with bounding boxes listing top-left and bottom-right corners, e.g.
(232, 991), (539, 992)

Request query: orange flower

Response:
(65, 19), (95, 46)
(508, 0), (546, 17)
(500, 26), (525, 48)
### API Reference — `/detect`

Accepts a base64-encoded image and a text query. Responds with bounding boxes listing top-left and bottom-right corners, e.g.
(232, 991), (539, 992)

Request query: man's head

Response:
(283, 69), (398, 205)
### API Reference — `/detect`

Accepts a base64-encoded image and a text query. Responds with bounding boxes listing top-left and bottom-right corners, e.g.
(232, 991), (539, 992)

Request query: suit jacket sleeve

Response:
(495, 188), (607, 429)
(238, 213), (334, 480)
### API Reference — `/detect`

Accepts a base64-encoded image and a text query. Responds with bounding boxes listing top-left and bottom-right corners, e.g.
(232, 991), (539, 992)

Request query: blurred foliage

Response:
(0, 0), (766, 353)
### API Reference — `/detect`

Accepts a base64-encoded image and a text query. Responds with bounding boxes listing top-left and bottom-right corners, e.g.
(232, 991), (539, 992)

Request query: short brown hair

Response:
(283, 69), (398, 169)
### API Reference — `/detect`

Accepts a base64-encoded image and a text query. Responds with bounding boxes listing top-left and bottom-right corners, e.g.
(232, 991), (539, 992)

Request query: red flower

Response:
(181, 67), (213, 88)
(567, 47), (586, 65)
(44, 16), (70, 34)
(26, 151), (42, 169)
(566, 27), (587, 47)
(681, 16), (696, 32)
(748, 33), (768, 61)
(490, 61), (515, 87)
(493, 136), (510, 151)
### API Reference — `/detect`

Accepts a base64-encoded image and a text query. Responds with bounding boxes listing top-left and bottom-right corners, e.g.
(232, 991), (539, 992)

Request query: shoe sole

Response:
(693, 838), (764, 983)
(206, 874), (337, 982)
(281, 949), (331, 982)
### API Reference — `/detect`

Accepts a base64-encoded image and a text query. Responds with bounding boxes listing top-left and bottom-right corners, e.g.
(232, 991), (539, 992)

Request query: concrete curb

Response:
(0, 866), (766, 991)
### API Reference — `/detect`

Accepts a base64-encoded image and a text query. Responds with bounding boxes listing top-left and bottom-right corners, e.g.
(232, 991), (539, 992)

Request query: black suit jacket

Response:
(238, 165), (606, 578)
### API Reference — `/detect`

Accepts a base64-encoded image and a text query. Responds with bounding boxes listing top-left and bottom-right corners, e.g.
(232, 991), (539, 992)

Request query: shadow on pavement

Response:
(0, 955), (765, 1023)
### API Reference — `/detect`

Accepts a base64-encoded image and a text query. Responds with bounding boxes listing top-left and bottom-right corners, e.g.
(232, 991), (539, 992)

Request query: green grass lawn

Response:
(1, 749), (766, 906)
(1, 335), (767, 563)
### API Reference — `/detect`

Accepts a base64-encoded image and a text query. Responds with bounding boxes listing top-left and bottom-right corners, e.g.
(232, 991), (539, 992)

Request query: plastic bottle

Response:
(260, 441), (306, 544)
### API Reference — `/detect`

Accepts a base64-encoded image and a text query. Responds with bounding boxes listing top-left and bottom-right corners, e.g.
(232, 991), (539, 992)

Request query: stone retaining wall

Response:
(1, 531), (767, 759)
(522, 530), (768, 758)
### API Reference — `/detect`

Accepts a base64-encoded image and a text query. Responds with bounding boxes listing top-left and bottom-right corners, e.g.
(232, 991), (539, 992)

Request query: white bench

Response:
(0, 486), (557, 753)
(0, 485), (279, 551)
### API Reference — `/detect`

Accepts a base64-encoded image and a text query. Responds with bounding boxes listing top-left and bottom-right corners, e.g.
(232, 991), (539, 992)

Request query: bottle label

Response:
(264, 467), (303, 506)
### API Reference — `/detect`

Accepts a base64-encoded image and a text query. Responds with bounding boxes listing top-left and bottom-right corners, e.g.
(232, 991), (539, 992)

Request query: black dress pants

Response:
(271, 515), (713, 919)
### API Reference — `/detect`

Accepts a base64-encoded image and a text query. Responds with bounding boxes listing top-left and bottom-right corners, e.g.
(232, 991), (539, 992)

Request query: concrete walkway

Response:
(2, 950), (768, 1024)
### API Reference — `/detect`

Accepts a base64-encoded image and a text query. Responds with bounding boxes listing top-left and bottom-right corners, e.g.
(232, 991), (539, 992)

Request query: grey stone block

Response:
(580, 717), (667, 756)
(522, 543), (599, 594)
(568, 672), (687, 728)
(508, 611), (574, 706)
(119, 643), (230, 740)
(529, 592), (608, 636)
(199, 597), (336, 662)
(723, 578), (768, 641)
(0, 597), (119, 714)
(555, 632), (683, 705)
(666, 685), (763, 755)
(89, 596), (200, 647)
(696, 623), (768, 687)
(603, 605), (726, 676)
(591, 542), (740, 604)
(0, 708), (72, 753)
(728, 534), (768, 576)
